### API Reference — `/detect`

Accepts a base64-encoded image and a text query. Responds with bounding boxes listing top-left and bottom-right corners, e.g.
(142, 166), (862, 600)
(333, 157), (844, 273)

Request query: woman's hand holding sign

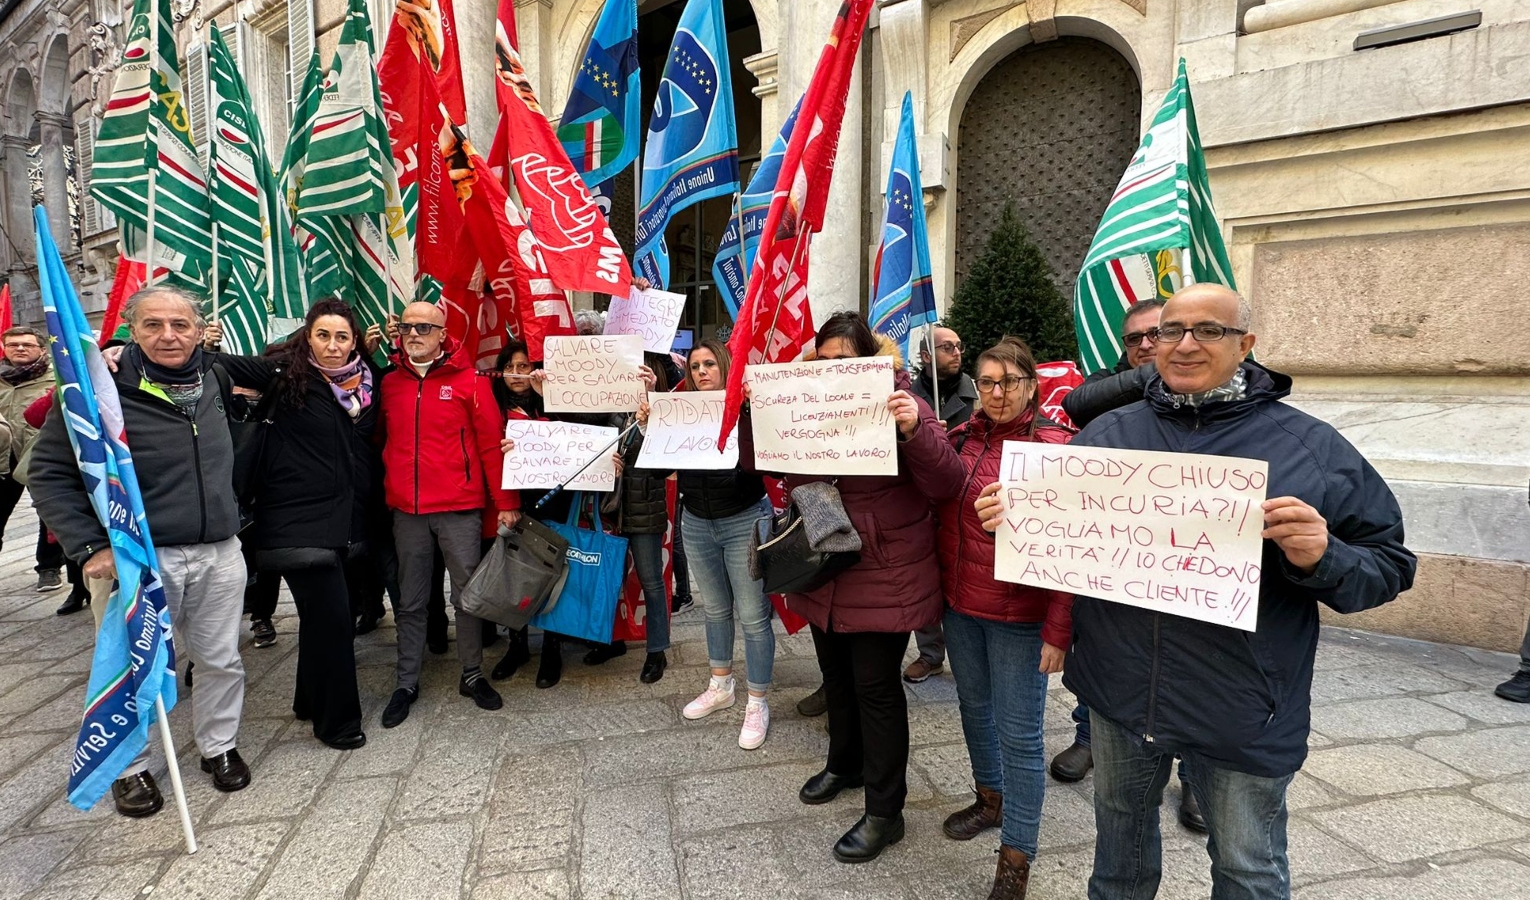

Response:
(1261, 496), (1328, 575)
(887, 390), (921, 437)
(975, 482), (1005, 533)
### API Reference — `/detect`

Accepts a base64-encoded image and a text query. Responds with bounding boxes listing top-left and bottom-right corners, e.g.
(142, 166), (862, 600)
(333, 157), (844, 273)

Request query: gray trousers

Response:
(914, 622), (946, 666)
(127, 536), (248, 774)
(393, 509), (486, 691)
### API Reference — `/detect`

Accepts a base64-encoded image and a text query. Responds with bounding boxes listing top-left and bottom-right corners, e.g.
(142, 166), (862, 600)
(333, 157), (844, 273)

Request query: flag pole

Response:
(928, 325), (940, 420)
(145, 169), (160, 288)
(154, 696), (198, 854)
(382, 212), (401, 316)
(760, 230), (808, 356)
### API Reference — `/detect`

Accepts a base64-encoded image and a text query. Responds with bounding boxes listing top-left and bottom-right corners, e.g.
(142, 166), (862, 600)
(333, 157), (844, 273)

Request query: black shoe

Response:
(671, 594), (694, 615)
(111, 771), (163, 818)
(459, 674), (504, 711)
(251, 618), (276, 648)
(800, 769), (865, 805)
(1049, 741), (1093, 783)
(536, 648), (563, 689)
(1178, 780), (1208, 833)
(584, 641), (628, 666)
(354, 613), (381, 636)
(55, 591), (88, 616)
(492, 640), (531, 681)
(184, 661), (194, 688)
(35, 569), (63, 593)
(381, 687), (418, 728)
(199, 749), (251, 792)
(797, 685), (828, 718)
(833, 813), (905, 863)
(1496, 670), (1530, 703)
(640, 652), (667, 684)
(322, 731), (367, 751)
(427, 635), (449, 655)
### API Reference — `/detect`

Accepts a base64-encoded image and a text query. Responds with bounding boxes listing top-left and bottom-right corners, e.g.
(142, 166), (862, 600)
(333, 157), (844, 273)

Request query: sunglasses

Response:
(398, 322), (444, 336)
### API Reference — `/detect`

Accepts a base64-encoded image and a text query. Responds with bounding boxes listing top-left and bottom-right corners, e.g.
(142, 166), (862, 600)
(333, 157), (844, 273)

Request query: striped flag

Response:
(205, 28), (305, 353)
(280, 50), (349, 305)
(558, 0), (640, 188)
(89, 0), (213, 287)
(35, 207), (180, 811)
(712, 97), (800, 320)
(1073, 59), (1235, 375)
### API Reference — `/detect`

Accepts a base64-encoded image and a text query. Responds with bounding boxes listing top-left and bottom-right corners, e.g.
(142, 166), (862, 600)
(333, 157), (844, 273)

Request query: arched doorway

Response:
(955, 37), (1140, 306)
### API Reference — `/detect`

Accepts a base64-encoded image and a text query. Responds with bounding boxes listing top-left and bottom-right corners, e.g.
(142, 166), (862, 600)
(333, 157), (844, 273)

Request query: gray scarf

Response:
(1169, 369), (1247, 409)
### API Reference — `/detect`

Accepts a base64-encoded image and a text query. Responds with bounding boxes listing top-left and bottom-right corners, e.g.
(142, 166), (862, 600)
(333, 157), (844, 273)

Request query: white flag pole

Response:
(928, 325), (940, 422)
(154, 696), (198, 854)
(145, 168), (160, 288)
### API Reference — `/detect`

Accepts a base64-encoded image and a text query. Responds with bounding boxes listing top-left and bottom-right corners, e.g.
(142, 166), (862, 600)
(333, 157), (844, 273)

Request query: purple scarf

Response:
(312, 354), (373, 419)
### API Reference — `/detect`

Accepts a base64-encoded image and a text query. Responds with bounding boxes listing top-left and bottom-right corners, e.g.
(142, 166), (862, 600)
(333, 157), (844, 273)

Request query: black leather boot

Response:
(832, 813), (905, 863)
(536, 634), (563, 689)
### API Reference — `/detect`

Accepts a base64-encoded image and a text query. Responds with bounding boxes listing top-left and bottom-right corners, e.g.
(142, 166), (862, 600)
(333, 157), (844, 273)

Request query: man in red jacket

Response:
(380, 302), (520, 727)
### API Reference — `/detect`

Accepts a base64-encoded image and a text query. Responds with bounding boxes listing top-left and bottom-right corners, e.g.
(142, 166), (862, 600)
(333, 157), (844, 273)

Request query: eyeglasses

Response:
(398, 322), (444, 336)
(1155, 324), (1248, 344)
(1122, 329), (1158, 347)
(935, 342), (964, 355)
(975, 375), (1032, 394)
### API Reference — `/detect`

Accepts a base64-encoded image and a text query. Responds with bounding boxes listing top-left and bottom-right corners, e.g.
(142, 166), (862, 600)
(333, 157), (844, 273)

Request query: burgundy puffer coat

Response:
(937, 409), (1074, 649)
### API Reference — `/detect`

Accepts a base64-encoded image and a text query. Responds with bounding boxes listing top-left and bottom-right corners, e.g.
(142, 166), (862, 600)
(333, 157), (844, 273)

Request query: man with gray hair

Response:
(31, 285), (269, 818)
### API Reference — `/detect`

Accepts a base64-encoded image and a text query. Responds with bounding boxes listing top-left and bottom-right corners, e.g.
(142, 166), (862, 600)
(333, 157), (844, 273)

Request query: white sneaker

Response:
(683, 676), (736, 720)
(739, 697), (770, 750)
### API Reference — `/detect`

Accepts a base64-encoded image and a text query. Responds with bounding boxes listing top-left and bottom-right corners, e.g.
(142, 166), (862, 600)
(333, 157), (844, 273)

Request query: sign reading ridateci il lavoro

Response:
(994, 443), (1269, 631)
(636, 391), (738, 470)
(747, 358), (897, 477)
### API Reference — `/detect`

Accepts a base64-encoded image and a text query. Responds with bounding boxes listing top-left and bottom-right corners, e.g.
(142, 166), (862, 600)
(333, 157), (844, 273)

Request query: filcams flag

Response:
(34, 208), (180, 810)
(205, 27), (306, 353)
(868, 91), (937, 358)
(558, 0), (640, 188)
(633, 0), (739, 288)
(712, 97), (800, 320)
(1073, 59), (1235, 375)
(89, 0), (212, 287)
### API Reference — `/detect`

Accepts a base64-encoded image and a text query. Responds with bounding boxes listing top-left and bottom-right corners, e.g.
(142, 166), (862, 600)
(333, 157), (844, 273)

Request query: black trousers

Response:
(242, 538), (282, 621)
(288, 562), (363, 743)
(1, 473), (66, 572)
(810, 625), (912, 818)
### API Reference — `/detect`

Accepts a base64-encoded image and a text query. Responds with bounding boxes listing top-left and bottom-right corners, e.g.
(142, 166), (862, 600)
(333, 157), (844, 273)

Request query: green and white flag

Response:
(90, 0), (213, 287)
(281, 50), (350, 306)
(1073, 59), (1235, 375)
(205, 27), (306, 353)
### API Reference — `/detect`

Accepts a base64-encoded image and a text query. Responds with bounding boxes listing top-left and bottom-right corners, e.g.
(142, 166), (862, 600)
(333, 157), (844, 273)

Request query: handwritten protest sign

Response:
(637, 391), (738, 470)
(542, 334), (645, 413)
(747, 358), (897, 476)
(994, 443), (1269, 631)
(605, 286), (687, 354)
(502, 420), (619, 492)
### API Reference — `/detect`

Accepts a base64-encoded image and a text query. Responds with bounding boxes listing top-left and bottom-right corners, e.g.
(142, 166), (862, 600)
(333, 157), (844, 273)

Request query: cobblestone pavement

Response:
(0, 502), (1528, 899)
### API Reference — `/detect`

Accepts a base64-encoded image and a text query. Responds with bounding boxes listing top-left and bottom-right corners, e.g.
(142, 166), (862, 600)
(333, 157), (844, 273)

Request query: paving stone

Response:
(255, 776), (396, 900)
(1303, 743), (1471, 796)
(678, 822), (798, 899)
(24, 859), (163, 900)
(909, 742), (975, 798)
(1473, 779), (1530, 819)
(398, 717), (505, 820)
(580, 782), (680, 900)
(506, 699), (678, 746)
(210, 737), (340, 824)
(0, 739), (72, 834)
(672, 759), (859, 834)
(152, 822), (291, 900)
(1037, 783), (1098, 851)
(1415, 726), (1530, 779)
(1285, 816), (1376, 880)
(0, 827), (90, 900)
(0, 672), (81, 723)
(1309, 663), (1468, 704)
(471, 869), (572, 900)
(906, 701), (964, 747)
(489, 749), (582, 819)
(1310, 794), (1529, 863)
(478, 805), (578, 874)
(1285, 771), (1340, 811)
(0, 731), (63, 776)
(10, 687), (91, 734)
(1425, 690), (1530, 726)
(360, 820), (475, 900)
(1310, 696), (1470, 740)
(583, 718), (828, 785)
(1292, 857), (1530, 900)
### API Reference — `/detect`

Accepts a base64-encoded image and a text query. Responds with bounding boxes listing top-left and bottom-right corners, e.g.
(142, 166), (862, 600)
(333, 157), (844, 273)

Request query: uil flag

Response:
(559, 0), (640, 188)
(868, 92), (937, 358)
(1074, 58), (1234, 375)
(34, 208), (180, 811)
(712, 97), (800, 320)
(721, 0), (875, 447)
(89, 0), (213, 287)
(633, 0), (739, 288)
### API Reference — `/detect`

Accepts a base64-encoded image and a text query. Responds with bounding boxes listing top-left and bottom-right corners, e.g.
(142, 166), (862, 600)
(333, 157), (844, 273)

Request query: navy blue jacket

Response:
(1063, 362), (1415, 777)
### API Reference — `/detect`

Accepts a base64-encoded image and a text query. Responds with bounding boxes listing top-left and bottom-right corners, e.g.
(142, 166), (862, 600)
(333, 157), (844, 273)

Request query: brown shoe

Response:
(943, 784), (1002, 840)
(902, 658), (943, 683)
(987, 845), (1031, 900)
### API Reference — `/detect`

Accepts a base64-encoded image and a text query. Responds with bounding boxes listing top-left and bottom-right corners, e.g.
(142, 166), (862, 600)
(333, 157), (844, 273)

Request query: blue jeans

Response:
(942, 609), (1049, 856)
(628, 532), (669, 654)
(1075, 700), (1187, 782)
(683, 499), (775, 692)
(1089, 711), (1293, 900)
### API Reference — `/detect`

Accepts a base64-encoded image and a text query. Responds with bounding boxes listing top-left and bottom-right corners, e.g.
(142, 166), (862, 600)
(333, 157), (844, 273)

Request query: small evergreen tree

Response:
(944, 201), (1077, 370)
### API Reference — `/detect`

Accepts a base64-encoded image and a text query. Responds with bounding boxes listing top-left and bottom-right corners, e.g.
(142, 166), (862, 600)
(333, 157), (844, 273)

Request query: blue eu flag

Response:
(711, 96), (800, 321)
(869, 92), (938, 358)
(558, 0), (640, 188)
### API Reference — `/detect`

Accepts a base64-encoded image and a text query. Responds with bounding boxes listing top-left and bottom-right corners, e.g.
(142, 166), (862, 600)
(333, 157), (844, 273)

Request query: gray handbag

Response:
(457, 517), (571, 629)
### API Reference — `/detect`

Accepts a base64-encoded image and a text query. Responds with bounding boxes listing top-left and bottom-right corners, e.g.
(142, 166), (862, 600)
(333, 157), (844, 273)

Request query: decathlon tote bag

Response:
(532, 493), (628, 645)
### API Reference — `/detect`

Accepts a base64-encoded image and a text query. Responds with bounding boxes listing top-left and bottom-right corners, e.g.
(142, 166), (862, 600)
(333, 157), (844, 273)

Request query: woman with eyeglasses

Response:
(935, 336), (1073, 899)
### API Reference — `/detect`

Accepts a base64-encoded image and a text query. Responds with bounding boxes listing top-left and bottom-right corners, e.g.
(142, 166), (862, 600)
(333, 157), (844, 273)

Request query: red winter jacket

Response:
(380, 341), (516, 516)
(938, 408), (1074, 649)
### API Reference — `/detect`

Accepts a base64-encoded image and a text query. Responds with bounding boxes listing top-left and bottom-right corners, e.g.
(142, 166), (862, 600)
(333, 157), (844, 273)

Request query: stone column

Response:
(35, 111), (72, 248)
(2, 135), (37, 319)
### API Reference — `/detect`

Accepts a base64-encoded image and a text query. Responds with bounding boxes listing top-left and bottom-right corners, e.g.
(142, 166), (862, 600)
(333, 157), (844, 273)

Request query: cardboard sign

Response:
(994, 443), (1269, 631)
(542, 334), (645, 413)
(636, 391), (738, 470)
(605, 286), (687, 354)
(747, 358), (897, 476)
(501, 420), (619, 492)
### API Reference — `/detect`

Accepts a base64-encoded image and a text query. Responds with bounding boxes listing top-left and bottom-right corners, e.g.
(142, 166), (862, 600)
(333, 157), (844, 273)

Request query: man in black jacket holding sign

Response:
(979, 284), (1415, 900)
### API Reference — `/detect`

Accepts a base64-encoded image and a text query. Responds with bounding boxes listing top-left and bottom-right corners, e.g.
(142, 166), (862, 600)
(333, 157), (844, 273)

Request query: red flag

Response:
(490, 0), (632, 296)
(100, 254), (146, 345)
(721, 0), (874, 445)
(0, 284), (11, 333)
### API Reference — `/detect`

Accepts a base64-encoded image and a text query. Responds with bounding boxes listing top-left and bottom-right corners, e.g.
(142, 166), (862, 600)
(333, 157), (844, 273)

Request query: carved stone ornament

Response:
(87, 22), (117, 116)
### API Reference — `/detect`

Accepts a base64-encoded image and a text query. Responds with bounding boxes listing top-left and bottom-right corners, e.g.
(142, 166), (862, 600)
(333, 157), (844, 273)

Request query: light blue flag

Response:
(36, 207), (180, 811)
(633, 0), (739, 288)
(868, 92), (937, 357)
(711, 96), (800, 321)
(558, 0), (641, 188)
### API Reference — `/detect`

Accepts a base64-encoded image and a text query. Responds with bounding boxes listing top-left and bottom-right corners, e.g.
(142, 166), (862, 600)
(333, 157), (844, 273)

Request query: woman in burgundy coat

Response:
(782, 312), (965, 864)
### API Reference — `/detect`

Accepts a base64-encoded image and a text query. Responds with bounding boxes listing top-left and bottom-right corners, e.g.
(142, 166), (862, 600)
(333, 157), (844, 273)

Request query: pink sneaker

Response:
(739, 697), (770, 750)
(683, 676), (736, 720)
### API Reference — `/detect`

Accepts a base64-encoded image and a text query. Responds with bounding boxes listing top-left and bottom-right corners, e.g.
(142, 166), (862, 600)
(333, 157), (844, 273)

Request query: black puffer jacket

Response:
(618, 423), (668, 535)
(677, 467), (766, 520)
(1061, 352), (1154, 429)
(1064, 362), (1416, 778)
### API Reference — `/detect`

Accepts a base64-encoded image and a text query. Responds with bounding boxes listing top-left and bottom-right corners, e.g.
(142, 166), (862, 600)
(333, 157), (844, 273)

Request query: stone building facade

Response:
(13, 0), (1530, 652)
